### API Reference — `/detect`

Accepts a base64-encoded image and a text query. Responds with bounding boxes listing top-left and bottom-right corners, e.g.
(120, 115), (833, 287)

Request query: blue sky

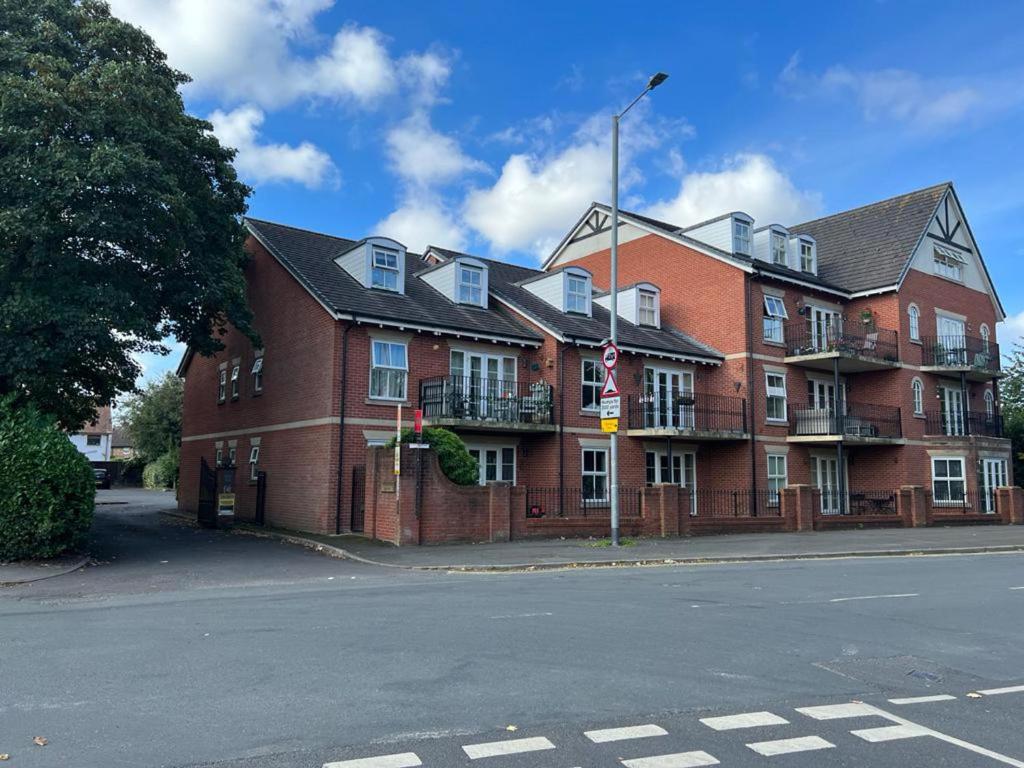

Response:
(111, 0), (1024, 386)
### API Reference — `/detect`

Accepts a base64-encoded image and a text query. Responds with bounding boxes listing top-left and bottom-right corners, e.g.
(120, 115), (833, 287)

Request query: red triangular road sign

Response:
(601, 370), (619, 397)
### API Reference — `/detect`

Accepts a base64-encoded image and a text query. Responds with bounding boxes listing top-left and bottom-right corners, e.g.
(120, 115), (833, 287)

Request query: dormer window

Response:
(371, 247), (400, 291)
(771, 232), (787, 265)
(458, 264), (484, 305)
(799, 240), (816, 274)
(566, 274), (590, 314)
(733, 219), (752, 255)
(638, 289), (658, 327)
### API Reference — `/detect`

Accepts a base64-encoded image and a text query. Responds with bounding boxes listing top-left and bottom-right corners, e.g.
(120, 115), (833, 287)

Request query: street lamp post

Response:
(609, 72), (668, 547)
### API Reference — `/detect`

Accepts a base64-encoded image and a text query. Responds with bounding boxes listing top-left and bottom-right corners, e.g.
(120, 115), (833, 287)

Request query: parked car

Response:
(93, 468), (110, 489)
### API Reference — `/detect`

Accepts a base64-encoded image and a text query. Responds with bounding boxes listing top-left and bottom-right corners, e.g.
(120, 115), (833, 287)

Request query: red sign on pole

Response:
(601, 343), (619, 370)
(414, 408), (423, 436)
(601, 370), (620, 397)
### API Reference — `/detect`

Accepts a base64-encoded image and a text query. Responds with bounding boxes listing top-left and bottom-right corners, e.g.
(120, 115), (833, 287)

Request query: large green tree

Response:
(117, 372), (182, 464)
(999, 342), (1024, 482)
(0, 0), (255, 429)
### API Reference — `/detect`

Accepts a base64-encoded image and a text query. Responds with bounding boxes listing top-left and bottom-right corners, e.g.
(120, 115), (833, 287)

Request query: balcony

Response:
(626, 392), (748, 440)
(923, 409), (1003, 439)
(920, 335), (1001, 380)
(419, 376), (556, 432)
(788, 400), (903, 443)
(783, 319), (899, 373)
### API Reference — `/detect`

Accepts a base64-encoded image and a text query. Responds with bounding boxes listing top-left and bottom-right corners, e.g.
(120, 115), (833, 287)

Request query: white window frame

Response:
(218, 369), (227, 403)
(770, 231), (787, 265)
(638, 289), (658, 327)
(581, 448), (609, 502)
(733, 218), (752, 255)
(251, 356), (264, 392)
(230, 365), (240, 399)
(931, 456), (966, 505)
(565, 274), (589, 314)
(466, 445), (516, 486)
(799, 240), (816, 273)
(457, 264), (484, 306)
(980, 323), (991, 353)
(763, 295), (788, 344)
(228, 446), (237, 466)
(908, 303), (921, 342)
(248, 446), (260, 481)
(765, 371), (788, 423)
(933, 246), (965, 282)
(371, 247), (401, 291)
(912, 377), (925, 416)
(215, 447), (223, 466)
(984, 389), (995, 418)
(767, 453), (788, 504)
(369, 339), (408, 401)
(581, 358), (605, 411)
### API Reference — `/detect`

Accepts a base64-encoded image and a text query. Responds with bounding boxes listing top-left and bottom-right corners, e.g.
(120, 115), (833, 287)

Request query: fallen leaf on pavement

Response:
(1, 753), (10, 760)
(33, 736), (48, 746)
(505, 725), (518, 731)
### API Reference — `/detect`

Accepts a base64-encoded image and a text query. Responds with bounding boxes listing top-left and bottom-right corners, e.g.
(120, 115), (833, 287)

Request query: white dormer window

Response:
(371, 247), (400, 291)
(771, 232), (787, 265)
(638, 289), (658, 326)
(566, 274), (589, 314)
(733, 219), (752, 255)
(799, 240), (816, 274)
(933, 245), (965, 281)
(458, 264), (483, 305)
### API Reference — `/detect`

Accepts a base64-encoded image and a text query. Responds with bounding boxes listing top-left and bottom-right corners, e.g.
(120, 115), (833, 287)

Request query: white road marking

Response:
(487, 612), (553, 620)
(323, 753), (422, 768)
(796, 702), (878, 720)
(829, 593), (919, 602)
(621, 750), (720, 767)
(585, 724), (667, 743)
(1010, 586), (1024, 590)
(888, 694), (957, 705)
(462, 736), (555, 759)
(977, 685), (1024, 696)
(852, 724), (930, 742)
(700, 711), (789, 730)
(746, 736), (835, 756)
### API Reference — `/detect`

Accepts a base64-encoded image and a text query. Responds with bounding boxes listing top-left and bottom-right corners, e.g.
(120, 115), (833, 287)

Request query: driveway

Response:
(5, 488), (369, 598)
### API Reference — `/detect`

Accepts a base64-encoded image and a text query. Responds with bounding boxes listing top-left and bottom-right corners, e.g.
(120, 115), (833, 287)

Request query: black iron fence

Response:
(789, 400), (903, 439)
(921, 334), (1000, 375)
(691, 489), (782, 518)
(626, 392), (747, 434)
(923, 409), (1002, 438)
(927, 488), (998, 515)
(847, 490), (898, 516)
(785, 319), (899, 363)
(420, 376), (554, 425)
(525, 487), (642, 518)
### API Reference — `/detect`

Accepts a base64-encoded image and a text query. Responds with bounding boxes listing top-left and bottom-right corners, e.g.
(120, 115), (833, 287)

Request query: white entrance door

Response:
(805, 379), (844, 434)
(645, 368), (694, 429)
(452, 351), (515, 419)
(981, 458), (1008, 514)
(937, 315), (967, 365)
(940, 386), (965, 436)
(812, 455), (842, 515)
(810, 307), (842, 352)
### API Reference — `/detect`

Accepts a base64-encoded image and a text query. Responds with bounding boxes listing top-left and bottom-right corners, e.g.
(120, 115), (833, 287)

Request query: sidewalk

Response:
(290, 525), (1024, 571)
(0, 553), (89, 585)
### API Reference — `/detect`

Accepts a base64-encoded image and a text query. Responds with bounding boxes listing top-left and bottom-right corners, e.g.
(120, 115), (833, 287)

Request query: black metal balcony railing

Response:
(692, 489), (782, 518)
(788, 400), (903, 439)
(627, 392), (747, 434)
(419, 376), (554, 425)
(921, 334), (1001, 375)
(923, 409), (1003, 438)
(785, 320), (899, 363)
(525, 487), (642, 518)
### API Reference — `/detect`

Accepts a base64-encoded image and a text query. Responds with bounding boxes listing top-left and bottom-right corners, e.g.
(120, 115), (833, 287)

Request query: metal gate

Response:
(254, 470), (267, 525)
(197, 457), (218, 528)
(351, 465), (366, 532)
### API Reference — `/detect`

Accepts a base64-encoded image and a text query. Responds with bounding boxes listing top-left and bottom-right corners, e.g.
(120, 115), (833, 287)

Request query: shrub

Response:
(389, 427), (478, 485)
(143, 447), (179, 489)
(0, 399), (95, 560)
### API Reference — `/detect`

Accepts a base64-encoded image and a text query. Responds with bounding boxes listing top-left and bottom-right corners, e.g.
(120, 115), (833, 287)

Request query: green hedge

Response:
(143, 446), (179, 489)
(0, 399), (95, 560)
(389, 427), (478, 486)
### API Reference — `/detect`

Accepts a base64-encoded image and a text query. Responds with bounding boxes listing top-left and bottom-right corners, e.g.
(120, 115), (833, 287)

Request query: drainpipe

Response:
(960, 371), (971, 436)
(558, 340), (568, 516)
(334, 323), (353, 534)
(745, 276), (758, 512)
(834, 356), (846, 514)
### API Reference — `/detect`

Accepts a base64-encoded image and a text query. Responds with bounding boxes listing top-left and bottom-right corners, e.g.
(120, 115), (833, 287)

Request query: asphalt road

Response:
(2, 490), (1023, 768)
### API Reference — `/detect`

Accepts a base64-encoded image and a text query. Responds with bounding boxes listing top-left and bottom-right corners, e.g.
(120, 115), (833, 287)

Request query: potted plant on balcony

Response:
(528, 381), (553, 424)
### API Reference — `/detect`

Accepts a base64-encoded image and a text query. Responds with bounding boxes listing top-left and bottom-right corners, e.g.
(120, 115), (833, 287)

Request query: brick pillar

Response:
(782, 485), (814, 531)
(898, 485), (929, 527)
(678, 487), (692, 537)
(996, 487), (1024, 525)
(395, 450), (420, 546)
(365, 446), (380, 540)
(488, 482), (512, 542)
(659, 484), (680, 537)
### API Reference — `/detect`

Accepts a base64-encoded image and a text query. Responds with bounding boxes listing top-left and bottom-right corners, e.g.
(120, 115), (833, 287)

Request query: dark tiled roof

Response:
(245, 219), (542, 344)
(788, 182), (949, 293)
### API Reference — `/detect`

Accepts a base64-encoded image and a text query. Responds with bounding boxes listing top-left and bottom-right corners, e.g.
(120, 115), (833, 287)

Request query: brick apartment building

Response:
(178, 181), (1012, 535)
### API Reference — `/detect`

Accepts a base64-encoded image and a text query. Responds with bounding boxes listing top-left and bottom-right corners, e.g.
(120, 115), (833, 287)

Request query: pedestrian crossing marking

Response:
(322, 753), (422, 768)
(585, 724), (667, 743)
(851, 724), (929, 742)
(795, 702), (878, 720)
(746, 735), (835, 756)
(888, 694), (956, 705)
(621, 750), (720, 767)
(700, 711), (788, 730)
(462, 736), (555, 759)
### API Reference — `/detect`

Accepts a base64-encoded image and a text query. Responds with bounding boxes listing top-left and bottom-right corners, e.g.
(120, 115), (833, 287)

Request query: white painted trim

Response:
(182, 416), (340, 442)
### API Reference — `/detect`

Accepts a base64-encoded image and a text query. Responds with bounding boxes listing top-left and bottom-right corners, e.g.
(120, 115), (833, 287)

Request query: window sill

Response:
(253, 390), (263, 397)
(765, 419), (788, 426)
(365, 397), (412, 407)
(579, 409), (600, 418)
(913, 413), (926, 419)
(764, 340), (787, 348)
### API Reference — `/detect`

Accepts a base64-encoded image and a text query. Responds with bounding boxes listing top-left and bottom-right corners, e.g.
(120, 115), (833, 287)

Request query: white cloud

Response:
(375, 195), (468, 253)
(108, 1), (399, 109)
(209, 105), (338, 189)
(385, 112), (486, 188)
(644, 154), (822, 228)
(998, 310), (1024, 350)
(399, 50), (453, 108)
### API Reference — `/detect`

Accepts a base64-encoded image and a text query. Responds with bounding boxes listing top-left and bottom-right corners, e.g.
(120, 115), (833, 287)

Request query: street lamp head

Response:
(647, 72), (669, 90)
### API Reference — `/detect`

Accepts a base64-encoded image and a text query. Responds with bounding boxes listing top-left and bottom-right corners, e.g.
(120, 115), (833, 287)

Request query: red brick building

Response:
(178, 181), (1012, 535)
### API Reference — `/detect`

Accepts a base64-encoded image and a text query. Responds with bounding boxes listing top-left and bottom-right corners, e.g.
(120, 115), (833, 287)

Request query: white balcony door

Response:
(645, 367), (694, 428)
(940, 386), (965, 436)
(981, 458), (1008, 514)
(812, 455), (843, 515)
(937, 315), (967, 364)
(810, 307), (842, 351)
(452, 351), (516, 419)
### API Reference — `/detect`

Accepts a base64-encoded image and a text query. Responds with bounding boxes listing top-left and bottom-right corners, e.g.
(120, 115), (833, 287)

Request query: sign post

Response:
(601, 342), (620, 543)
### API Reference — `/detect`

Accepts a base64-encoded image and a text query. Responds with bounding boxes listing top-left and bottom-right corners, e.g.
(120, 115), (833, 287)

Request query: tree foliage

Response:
(0, 397), (94, 560)
(999, 343), (1024, 482)
(390, 427), (479, 486)
(118, 372), (182, 464)
(0, 0), (255, 429)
